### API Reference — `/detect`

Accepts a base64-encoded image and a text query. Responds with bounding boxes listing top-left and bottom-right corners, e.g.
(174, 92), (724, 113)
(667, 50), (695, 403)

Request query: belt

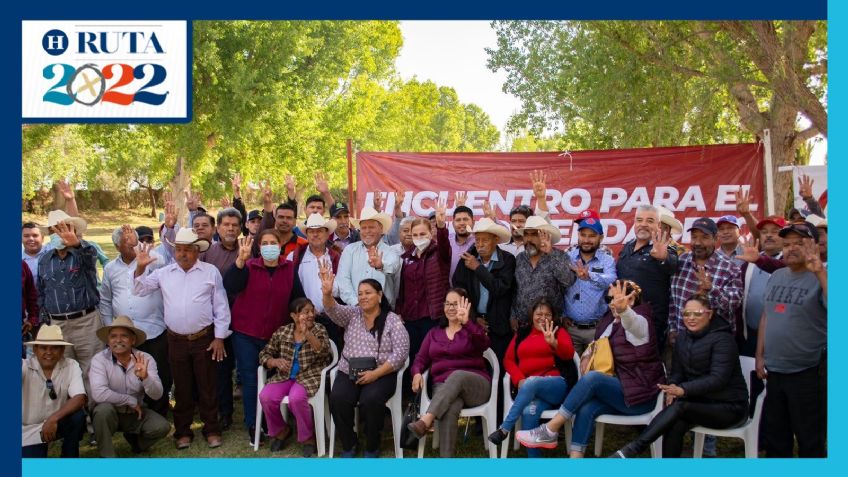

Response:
(167, 326), (211, 341)
(49, 307), (96, 321)
(571, 320), (599, 330)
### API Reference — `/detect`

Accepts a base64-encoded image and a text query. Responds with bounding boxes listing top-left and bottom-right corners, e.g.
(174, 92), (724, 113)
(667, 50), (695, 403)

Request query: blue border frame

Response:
(21, 21), (193, 124)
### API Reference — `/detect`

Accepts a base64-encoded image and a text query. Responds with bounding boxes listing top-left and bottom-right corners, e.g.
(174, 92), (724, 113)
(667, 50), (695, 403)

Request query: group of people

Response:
(21, 171), (827, 458)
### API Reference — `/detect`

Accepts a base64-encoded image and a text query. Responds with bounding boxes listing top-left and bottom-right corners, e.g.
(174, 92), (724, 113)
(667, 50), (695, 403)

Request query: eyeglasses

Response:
(444, 302), (459, 308)
(682, 310), (710, 318)
(45, 379), (57, 400)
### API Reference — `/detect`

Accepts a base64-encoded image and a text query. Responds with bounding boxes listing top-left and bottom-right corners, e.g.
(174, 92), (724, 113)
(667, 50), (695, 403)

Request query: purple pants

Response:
(259, 379), (314, 442)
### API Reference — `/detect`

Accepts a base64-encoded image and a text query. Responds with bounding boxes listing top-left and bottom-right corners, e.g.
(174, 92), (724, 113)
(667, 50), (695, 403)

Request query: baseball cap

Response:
(756, 215), (787, 230)
(577, 217), (604, 235)
(779, 221), (819, 243)
(247, 210), (262, 221)
(330, 202), (349, 218)
(135, 226), (154, 241)
(576, 209), (600, 223)
(716, 215), (740, 228)
(687, 217), (718, 236)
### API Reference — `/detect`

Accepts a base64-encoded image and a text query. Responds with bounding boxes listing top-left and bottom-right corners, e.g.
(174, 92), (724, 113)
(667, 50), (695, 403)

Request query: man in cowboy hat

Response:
(22, 325), (87, 457)
(35, 210), (102, 401)
(563, 214), (617, 356)
(89, 316), (170, 457)
(100, 225), (171, 418)
(511, 216), (575, 329)
(657, 206), (687, 256)
(291, 214), (344, 350)
(453, 218), (516, 360)
(133, 228), (230, 449)
(335, 206), (401, 307)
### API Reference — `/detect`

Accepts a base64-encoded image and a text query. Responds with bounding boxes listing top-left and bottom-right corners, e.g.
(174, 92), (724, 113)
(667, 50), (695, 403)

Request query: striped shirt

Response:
(36, 241), (99, 317)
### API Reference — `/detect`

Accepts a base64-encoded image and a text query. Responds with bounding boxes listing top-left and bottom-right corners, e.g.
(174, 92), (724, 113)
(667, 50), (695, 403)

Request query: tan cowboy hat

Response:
(96, 315), (147, 346)
(304, 213), (337, 235)
(351, 207), (392, 232)
(472, 218), (511, 244)
(40, 210), (88, 236)
(164, 227), (210, 252)
(25, 325), (74, 347)
(658, 206), (683, 235)
(519, 216), (562, 244)
(806, 214), (828, 229)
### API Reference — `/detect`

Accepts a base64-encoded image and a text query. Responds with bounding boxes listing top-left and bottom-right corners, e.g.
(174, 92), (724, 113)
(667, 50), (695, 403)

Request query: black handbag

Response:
(347, 356), (377, 381)
(400, 390), (422, 450)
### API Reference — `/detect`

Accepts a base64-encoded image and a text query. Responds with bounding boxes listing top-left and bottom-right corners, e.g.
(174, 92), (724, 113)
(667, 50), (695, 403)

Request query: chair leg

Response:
(313, 402), (326, 457)
(743, 435), (757, 458)
(328, 419), (335, 458)
(254, 399), (262, 452)
(513, 417), (521, 451)
(650, 437), (662, 457)
(594, 422), (605, 457)
(484, 415), (497, 458)
(693, 432), (705, 458)
(417, 433), (427, 458)
(391, 405), (403, 459)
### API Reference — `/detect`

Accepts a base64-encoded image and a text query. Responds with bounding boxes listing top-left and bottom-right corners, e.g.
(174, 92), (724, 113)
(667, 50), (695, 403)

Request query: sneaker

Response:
(302, 439), (317, 458)
(609, 450), (628, 458)
(515, 424), (558, 449)
(488, 428), (508, 446)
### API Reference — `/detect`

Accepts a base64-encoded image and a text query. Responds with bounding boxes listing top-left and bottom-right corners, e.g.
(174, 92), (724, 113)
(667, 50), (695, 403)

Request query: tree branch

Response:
(790, 126), (821, 151)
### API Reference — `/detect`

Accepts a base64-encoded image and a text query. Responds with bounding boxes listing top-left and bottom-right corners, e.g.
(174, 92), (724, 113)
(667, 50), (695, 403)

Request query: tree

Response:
(488, 20), (827, 213)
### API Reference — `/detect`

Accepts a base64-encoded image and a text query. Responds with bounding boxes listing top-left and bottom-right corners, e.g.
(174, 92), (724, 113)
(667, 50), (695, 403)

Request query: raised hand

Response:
(163, 196), (177, 229)
(315, 172), (330, 194)
(570, 261), (589, 280)
(373, 190), (384, 211)
(135, 242), (157, 269)
(695, 265), (713, 293)
(539, 230), (553, 254)
(454, 191), (467, 207)
(435, 197), (447, 228)
(394, 190), (405, 212)
(285, 175), (297, 199)
(542, 319), (559, 349)
(53, 222), (80, 248)
(220, 197), (232, 209)
(798, 174), (814, 200)
(120, 224), (138, 247)
(735, 188), (752, 215)
(803, 238), (823, 273)
(461, 252), (479, 271)
(739, 236), (761, 263)
(261, 181), (274, 210)
(649, 229), (671, 261)
(530, 170), (547, 199)
(367, 246), (384, 270)
(134, 353), (149, 381)
(231, 173), (242, 198)
(56, 179), (75, 200)
(482, 200), (496, 220)
(318, 260), (335, 295)
(185, 191), (201, 211)
(237, 235), (254, 263)
(456, 295), (471, 325)
(609, 280), (635, 314)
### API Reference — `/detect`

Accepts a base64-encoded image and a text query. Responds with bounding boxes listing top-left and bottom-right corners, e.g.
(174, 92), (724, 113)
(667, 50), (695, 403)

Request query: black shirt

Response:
(616, 239), (679, 329)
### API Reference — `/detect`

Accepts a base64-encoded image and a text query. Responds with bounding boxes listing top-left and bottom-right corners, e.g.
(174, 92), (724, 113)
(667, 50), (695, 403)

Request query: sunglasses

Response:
(45, 379), (57, 400)
(682, 310), (710, 318)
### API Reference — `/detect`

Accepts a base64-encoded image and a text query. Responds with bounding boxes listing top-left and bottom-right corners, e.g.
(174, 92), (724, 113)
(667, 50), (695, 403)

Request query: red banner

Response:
(356, 143), (764, 253)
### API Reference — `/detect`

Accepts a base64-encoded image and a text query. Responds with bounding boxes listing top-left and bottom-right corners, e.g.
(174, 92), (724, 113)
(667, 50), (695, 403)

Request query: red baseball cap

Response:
(576, 209), (600, 223)
(756, 215), (787, 230)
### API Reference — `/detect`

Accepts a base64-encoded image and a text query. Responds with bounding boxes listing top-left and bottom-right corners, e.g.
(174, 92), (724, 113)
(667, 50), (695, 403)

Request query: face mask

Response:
(260, 244), (281, 261)
(49, 233), (66, 251)
(413, 237), (431, 252)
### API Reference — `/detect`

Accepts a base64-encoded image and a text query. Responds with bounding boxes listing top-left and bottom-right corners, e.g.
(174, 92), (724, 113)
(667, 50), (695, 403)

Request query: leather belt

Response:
(571, 320), (599, 330)
(167, 326), (211, 341)
(49, 307), (96, 321)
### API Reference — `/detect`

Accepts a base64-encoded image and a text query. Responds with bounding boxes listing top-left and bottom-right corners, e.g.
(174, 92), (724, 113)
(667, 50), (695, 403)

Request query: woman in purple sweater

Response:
(406, 288), (491, 457)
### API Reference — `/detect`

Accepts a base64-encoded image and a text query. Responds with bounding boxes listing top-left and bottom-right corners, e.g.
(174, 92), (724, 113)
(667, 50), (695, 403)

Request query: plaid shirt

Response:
(258, 322), (331, 396)
(512, 248), (576, 321)
(669, 251), (743, 333)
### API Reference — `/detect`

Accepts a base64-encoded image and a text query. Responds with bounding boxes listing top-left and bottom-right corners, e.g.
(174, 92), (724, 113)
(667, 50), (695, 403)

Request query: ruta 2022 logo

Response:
(22, 21), (189, 122)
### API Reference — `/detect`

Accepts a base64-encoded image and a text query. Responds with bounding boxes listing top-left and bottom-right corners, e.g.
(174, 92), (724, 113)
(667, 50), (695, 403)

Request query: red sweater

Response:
(503, 328), (574, 387)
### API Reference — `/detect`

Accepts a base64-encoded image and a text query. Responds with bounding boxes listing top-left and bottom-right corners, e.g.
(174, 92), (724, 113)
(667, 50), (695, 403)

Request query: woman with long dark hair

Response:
(320, 264), (409, 458)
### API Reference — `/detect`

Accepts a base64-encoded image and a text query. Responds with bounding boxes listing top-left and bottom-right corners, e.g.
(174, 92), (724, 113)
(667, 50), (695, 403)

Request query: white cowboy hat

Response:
(304, 213), (337, 235)
(40, 210), (88, 236)
(164, 227), (210, 252)
(519, 216), (562, 244)
(25, 325), (74, 347)
(96, 315), (147, 346)
(351, 207), (392, 232)
(806, 214), (828, 229)
(658, 206), (683, 235)
(472, 218), (511, 244)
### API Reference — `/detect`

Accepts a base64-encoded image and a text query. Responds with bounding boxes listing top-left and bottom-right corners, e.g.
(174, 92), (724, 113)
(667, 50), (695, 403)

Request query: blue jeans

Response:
(502, 376), (568, 457)
(558, 371), (656, 452)
(232, 331), (269, 429)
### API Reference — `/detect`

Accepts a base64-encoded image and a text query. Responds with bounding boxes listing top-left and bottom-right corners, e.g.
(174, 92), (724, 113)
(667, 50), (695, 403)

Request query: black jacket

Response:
(669, 317), (748, 404)
(451, 246), (516, 337)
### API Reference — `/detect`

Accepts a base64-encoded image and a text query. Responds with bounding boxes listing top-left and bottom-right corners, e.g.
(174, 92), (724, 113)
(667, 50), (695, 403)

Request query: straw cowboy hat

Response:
(304, 213), (337, 235)
(658, 206), (683, 235)
(40, 210), (88, 236)
(24, 325), (74, 347)
(472, 218), (511, 244)
(806, 214), (828, 230)
(164, 228), (210, 252)
(96, 315), (147, 346)
(351, 207), (393, 231)
(519, 216), (562, 244)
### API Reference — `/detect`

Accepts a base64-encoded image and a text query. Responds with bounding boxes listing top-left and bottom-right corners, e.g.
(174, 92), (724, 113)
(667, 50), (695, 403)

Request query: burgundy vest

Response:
(231, 257), (296, 340)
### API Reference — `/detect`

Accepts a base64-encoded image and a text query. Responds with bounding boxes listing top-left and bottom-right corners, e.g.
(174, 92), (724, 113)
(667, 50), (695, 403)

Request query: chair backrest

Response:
(482, 348), (500, 403)
(738, 356), (755, 391)
(573, 352), (582, 378)
(328, 341), (339, 369)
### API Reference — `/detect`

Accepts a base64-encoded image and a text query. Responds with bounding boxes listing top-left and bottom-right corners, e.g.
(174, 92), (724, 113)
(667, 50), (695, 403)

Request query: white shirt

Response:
(100, 253), (166, 339)
(132, 261), (231, 339)
(22, 357), (85, 446)
(298, 247), (332, 313)
(598, 307), (650, 346)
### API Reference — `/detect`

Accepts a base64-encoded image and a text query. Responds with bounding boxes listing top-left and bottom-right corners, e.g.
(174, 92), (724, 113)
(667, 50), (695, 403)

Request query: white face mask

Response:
(413, 237), (431, 252)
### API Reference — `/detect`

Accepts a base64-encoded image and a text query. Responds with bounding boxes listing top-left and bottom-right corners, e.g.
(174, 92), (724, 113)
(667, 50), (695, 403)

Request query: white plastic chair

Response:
(501, 353), (581, 458)
(691, 356), (766, 458)
(416, 348), (500, 458)
(254, 341), (338, 455)
(593, 390), (664, 457)
(327, 357), (409, 458)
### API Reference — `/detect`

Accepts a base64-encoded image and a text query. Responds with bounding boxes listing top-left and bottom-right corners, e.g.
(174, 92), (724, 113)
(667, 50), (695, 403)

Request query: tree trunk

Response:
(146, 186), (158, 218)
(50, 183), (66, 212)
(764, 98), (798, 216)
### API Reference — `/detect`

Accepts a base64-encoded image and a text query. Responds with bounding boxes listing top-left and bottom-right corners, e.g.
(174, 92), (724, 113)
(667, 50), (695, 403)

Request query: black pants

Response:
(22, 409), (86, 458)
(626, 399), (747, 457)
(137, 331), (172, 418)
(403, 318), (438, 399)
(216, 336), (235, 418)
(489, 330), (512, 426)
(763, 365), (827, 457)
(330, 370), (398, 453)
